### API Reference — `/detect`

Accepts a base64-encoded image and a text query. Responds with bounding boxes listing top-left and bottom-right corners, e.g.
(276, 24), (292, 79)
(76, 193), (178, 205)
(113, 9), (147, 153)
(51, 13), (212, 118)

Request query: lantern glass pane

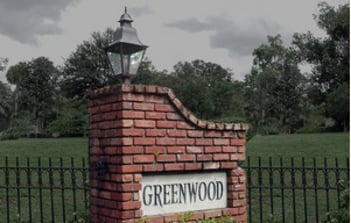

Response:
(107, 52), (122, 75)
(129, 50), (144, 75)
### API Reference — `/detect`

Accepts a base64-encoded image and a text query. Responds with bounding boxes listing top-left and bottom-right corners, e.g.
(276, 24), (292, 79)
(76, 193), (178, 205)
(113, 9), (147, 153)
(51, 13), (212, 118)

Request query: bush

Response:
(47, 97), (88, 137)
(324, 180), (349, 223)
(48, 110), (88, 137)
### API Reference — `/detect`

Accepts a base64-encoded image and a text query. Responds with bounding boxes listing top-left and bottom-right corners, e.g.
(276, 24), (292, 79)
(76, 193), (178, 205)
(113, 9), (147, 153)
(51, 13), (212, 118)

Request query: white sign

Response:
(140, 172), (227, 216)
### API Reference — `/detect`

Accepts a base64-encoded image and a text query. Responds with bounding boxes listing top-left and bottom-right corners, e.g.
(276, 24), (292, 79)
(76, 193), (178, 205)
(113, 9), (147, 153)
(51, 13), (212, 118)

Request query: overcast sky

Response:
(0, 0), (346, 82)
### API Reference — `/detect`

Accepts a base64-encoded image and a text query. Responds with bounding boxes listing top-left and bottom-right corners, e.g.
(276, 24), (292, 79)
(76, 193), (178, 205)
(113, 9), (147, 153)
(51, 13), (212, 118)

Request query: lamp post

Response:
(105, 7), (148, 84)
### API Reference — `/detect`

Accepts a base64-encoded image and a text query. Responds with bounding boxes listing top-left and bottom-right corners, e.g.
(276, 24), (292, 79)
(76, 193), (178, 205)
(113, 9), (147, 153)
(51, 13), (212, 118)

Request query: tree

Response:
(61, 28), (117, 98)
(167, 59), (244, 120)
(6, 57), (58, 135)
(245, 35), (305, 134)
(0, 57), (8, 71)
(293, 2), (349, 131)
(0, 81), (12, 131)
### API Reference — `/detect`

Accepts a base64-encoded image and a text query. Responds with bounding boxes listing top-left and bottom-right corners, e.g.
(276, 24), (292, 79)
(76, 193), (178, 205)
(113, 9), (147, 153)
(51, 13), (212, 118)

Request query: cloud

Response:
(0, 0), (79, 45)
(128, 5), (153, 17)
(166, 16), (284, 57)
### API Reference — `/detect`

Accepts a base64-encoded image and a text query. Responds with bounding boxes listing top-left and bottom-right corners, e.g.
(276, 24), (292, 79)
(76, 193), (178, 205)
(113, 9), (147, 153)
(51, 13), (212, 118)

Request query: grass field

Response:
(0, 132), (348, 159)
(0, 133), (349, 222)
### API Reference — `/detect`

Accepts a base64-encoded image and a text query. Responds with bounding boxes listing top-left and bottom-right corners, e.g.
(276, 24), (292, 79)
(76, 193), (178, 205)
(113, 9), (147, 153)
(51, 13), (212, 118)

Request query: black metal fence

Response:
(0, 157), (89, 223)
(245, 157), (349, 223)
(0, 156), (349, 223)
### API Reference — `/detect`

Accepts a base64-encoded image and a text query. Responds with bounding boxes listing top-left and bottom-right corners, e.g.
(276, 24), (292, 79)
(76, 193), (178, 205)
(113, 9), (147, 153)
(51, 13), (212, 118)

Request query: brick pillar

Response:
(88, 84), (248, 223)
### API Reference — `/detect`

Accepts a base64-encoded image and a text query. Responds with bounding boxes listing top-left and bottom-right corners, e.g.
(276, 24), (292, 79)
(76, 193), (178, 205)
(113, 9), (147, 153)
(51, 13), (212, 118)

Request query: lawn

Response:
(0, 133), (349, 222)
(0, 133), (348, 159)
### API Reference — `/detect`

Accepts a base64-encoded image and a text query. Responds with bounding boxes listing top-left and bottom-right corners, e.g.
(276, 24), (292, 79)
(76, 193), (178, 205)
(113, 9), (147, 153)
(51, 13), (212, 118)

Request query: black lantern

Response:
(105, 7), (148, 84)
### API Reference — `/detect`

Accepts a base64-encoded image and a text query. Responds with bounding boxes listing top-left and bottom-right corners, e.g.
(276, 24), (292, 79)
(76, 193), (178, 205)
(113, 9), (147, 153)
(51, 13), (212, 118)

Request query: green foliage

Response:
(324, 180), (349, 223)
(169, 212), (235, 223)
(0, 81), (13, 131)
(6, 57), (58, 135)
(264, 214), (280, 223)
(0, 57), (8, 71)
(4, 116), (35, 138)
(48, 98), (88, 137)
(326, 83), (350, 131)
(69, 210), (89, 223)
(293, 2), (349, 131)
(245, 35), (305, 134)
(61, 29), (118, 98)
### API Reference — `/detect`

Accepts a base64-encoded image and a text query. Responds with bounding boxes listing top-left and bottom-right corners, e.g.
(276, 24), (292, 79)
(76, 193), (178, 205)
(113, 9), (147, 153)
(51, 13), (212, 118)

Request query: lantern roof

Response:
(105, 7), (147, 55)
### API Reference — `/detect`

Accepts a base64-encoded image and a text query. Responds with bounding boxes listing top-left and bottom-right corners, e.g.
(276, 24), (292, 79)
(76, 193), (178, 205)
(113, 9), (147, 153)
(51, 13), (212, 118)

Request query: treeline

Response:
(0, 2), (349, 139)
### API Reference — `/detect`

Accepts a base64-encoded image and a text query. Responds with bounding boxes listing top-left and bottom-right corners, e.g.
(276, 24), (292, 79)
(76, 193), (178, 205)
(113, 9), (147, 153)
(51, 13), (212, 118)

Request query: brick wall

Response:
(88, 84), (248, 223)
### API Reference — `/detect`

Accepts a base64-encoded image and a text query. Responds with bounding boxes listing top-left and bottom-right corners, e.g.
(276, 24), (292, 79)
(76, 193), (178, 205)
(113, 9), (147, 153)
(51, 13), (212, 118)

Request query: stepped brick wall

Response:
(88, 84), (248, 223)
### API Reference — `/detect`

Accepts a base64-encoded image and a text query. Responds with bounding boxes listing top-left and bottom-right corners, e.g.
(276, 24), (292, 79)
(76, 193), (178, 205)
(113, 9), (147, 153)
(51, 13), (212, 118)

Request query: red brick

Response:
(118, 201), (141, 210)
(168, 130), (186, 137)
(177, 121), (194, 129)
(166, 112), (182, 120)
(134, 120), (155, 128)
(185, 163), (202, 170)
(117, 183), (142, 192)
(147, 216), (164, 223)
(100, 104), (112, 112)
(223, 146), (237, 153)
(176, 138), (194, 145)
(203, 162), (220, 170)
(237, 146), (245, 153)
(204, 210), (222, 218)
(110, 155), (133, 164)
(195, 139), (212, 146)
(113, 210), (134, 219)
(102, 112), (116, 120)
(145, 112), (166, 120)
(214, 139), (230, 145)
(133, 155), (155, 163)
(111, 174), (133, 182)
(121, 129), (144, 137)
(145, 85), (157, 93)
(167, 146), (185, 154)
(156, 154), (176, 162)
(205, 146), (222, 153)
(120, 110), (144, 119)
(146, 129), (166, 137)
(177, 154), (195, 162)
(156, 138), (176, 145)
(223, 131), (236, 138)
(165, 163), (184, 171)
(111, 138), (133, 146)
(230, 139), (245, 146)
(197, 154), (213, 161)
(157, 121), (176, 129)
(204, 131), (222, 137)
(122, 93), (145, 102)
(145, 146), (165, 154)
(111, 192), (133, 201)
(155, 104), (173, 112)
(116, 120), (134, 128)
(115, 146), (143, 154)
(187, 130), (203, 138)
(90, 147), (103, 155)
(134, 138), (155, 145)
(221, 162), (237, 169)
(143, 164), (164, 172)
(186, 146), (203, 153)
(213, 153), (230, 160)
(133, 102), (154, 111)
(146, 95), (165, 104)
(112, 165), (142, 173)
